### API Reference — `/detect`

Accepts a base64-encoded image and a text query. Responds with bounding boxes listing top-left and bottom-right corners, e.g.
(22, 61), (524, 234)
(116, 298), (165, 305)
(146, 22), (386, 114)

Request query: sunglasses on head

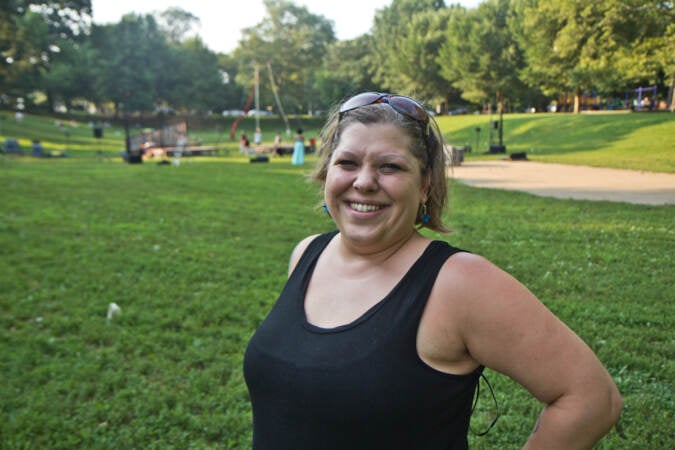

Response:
(339, 92), (430, 126)
(338, 92), (436, 167)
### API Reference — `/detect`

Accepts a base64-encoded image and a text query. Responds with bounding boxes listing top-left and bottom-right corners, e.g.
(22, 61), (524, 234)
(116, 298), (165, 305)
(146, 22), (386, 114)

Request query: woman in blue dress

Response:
(291, 128), (304, 165)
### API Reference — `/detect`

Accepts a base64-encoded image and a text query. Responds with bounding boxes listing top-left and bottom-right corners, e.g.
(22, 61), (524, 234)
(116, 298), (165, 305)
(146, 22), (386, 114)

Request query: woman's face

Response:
(325, 122), (427, 252)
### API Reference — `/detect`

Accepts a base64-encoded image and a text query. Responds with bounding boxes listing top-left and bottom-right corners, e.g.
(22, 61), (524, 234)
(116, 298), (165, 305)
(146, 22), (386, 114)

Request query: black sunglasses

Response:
(339, 92), (430, 127)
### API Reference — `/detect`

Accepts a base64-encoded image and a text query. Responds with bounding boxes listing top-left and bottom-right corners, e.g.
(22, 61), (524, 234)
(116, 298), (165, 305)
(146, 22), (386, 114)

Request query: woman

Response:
(244, 92), (622, 449)
(291, 128), (305, 165)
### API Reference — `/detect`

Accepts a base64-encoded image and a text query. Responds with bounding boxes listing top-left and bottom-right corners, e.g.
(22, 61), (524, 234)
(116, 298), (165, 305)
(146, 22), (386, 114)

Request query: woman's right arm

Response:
(434, 252), (622, 449)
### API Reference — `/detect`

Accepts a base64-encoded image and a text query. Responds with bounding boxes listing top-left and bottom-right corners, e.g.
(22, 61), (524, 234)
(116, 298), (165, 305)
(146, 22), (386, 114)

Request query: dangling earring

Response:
(323, 203), (331, 217)
(421, 203), (430, 224)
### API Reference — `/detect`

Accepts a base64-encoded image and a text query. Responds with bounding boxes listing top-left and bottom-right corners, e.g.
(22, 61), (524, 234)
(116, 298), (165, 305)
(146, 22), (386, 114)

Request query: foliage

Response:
(1, 0), (674, 116)
(89, 15), (172, 114)
(0, 147), (672, 448)
(234, 0), (336, 114)
(0, 1), (92, 105)
(439, 0), (528, 108)
(41, 38), (97, 109)
(390, 7), (455, 104)
(313, 35), (379, 107)
(514, 0), (674, 111)
(371, 0), (446, 95)
(167, 38), (229, 113)
(155, 7), (200, 45)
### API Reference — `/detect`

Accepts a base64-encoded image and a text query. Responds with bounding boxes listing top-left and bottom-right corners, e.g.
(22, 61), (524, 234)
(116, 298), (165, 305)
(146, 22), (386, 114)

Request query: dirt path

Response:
(449, 160), (675, 205)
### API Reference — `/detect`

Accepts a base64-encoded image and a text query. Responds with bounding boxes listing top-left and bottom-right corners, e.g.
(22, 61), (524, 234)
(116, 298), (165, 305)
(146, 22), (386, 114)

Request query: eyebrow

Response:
(333, 149), (412, 162)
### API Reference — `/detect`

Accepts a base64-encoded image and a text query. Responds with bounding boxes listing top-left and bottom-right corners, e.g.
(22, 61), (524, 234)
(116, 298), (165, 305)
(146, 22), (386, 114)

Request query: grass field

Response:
(2, 109), (674, 172)
(0, 111), (673, 448)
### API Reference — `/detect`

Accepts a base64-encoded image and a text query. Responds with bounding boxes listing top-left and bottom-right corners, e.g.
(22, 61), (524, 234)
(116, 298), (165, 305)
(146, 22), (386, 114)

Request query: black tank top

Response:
(244, 231), (483, 450)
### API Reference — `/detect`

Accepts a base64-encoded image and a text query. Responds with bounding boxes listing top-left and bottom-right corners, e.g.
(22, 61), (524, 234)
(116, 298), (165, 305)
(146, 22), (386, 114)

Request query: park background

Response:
(2, 0), (674, 449)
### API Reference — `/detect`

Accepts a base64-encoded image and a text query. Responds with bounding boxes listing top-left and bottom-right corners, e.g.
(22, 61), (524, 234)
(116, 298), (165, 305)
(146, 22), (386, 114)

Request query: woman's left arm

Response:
(446, 253), (622, 449)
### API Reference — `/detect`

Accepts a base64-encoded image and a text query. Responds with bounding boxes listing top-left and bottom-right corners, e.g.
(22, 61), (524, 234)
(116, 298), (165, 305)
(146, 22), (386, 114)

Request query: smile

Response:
(349, 202), (384, 212)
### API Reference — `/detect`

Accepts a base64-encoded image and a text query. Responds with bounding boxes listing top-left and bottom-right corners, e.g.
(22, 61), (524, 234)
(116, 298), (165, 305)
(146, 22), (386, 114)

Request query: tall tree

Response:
(313, 35), (379, 108)
(438, 0), (527, 112)
(607, 1), (675, 108)
(41, 38), (97, 110)
(514, 0), (673, 112)
(371, 0), (445, 96)
(217, 52), (248, 111)
(89, 14), (172, 114)
(389, 7), (455, 106)
(0, 1), (92, 107)
(656, 23), (675, 111)
(167, 37), (227, 113)
(234, 0), (335, 114)
(156, 7), (200, 45)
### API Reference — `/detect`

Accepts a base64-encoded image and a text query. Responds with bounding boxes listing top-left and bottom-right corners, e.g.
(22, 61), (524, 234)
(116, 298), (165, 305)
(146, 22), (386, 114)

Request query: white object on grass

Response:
(107, 302), (121, 320)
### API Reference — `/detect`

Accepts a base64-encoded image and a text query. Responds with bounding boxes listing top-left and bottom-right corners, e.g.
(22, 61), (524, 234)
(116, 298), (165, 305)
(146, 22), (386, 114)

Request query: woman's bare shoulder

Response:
(288, 234), (323, 276)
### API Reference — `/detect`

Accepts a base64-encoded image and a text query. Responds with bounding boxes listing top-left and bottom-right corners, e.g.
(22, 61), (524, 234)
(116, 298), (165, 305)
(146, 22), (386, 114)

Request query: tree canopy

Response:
(1, 0), (673, 115)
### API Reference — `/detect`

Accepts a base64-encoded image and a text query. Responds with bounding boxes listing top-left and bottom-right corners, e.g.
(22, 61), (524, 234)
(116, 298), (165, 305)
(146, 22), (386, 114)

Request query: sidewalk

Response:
(449, 160), (675, 205)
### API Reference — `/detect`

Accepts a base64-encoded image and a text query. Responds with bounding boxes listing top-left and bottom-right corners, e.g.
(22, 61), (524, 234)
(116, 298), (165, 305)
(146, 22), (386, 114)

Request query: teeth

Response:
(350, 202), (382, 212)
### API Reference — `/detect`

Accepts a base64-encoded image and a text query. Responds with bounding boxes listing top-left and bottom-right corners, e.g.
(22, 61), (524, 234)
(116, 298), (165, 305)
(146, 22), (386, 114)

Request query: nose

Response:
(353, 166), (378, 192)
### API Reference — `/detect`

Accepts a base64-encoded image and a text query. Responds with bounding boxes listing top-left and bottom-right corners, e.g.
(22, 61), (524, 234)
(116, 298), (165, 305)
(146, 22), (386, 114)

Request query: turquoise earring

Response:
(421, 203), (430, 223)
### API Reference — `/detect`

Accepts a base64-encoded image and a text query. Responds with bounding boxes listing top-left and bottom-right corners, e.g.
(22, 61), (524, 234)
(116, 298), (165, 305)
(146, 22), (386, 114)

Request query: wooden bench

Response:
(253, 144), (316, 156)
(163, 146), (218, 156)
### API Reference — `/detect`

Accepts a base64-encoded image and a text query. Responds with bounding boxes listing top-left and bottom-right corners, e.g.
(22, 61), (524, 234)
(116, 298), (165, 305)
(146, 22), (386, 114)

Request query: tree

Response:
(234, 0), (336, 114)
(89, 14), (172, 114)
(389, 8), (456, 107)
(313, 35), (379, 108)
(167, 37), (228, 113)
(156, 7), (200, 45)
(0, 1), (92, 107)
(438, 0), (528, 111)
(656, 23), (675, 111)
(607, 1), (674, 108)
(217, 52), (248, 111)
(514, 0), (673, 112)
(41, 38), (97, 110)
(371, 0), (446, 96)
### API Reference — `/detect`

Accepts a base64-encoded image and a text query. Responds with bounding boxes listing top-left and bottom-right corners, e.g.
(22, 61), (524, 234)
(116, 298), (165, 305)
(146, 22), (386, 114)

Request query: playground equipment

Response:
(229, 63), (292, 141)
(626, 85), (658, 111)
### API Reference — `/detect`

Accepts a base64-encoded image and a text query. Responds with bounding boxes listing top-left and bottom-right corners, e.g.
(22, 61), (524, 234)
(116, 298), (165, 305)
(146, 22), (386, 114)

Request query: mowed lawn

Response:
(1, 112), (674, 448)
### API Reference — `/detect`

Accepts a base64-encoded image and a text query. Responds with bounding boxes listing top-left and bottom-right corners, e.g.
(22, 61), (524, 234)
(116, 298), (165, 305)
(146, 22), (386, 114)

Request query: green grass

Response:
(0, 154), (672, 449)
(438, 111), (674, 172)
(2, 110), (673, 172)
(0, 112), (324, 159)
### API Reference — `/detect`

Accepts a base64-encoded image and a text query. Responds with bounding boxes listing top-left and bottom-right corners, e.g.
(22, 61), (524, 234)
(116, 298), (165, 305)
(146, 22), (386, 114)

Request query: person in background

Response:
(291, 128), (304, 165)
(240, 133), (250, 154)
(173, 132), (188, 166)
(243, 92), (622, 449)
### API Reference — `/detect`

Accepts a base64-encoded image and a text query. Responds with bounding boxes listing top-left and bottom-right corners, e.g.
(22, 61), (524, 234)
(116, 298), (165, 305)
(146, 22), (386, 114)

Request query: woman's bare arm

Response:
(441, 253), (622, 449)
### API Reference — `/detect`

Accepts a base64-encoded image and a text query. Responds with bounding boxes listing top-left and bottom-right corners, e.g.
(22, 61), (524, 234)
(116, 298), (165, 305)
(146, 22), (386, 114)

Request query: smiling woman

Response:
(242, 92), (622, 450)
(324, 122), (425, 252)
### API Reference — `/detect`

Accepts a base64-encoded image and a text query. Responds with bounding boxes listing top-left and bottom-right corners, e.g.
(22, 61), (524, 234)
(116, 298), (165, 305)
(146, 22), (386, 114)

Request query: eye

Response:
(335, 159), (357, 169)
(380, 163), (403, 174)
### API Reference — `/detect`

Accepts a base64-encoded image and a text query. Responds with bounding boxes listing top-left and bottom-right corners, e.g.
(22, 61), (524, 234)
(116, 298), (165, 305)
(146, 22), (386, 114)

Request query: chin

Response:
(339, 224), (384, 244)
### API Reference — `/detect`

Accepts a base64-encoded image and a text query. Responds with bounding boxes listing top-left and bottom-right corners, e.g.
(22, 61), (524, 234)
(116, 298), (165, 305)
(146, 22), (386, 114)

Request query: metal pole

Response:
(254, 65), (260, 131)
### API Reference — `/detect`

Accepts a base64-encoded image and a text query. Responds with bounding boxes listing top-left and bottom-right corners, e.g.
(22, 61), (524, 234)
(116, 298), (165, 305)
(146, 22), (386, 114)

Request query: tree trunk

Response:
(574, 93), (581, 114)
(46, 90), (55, 113)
